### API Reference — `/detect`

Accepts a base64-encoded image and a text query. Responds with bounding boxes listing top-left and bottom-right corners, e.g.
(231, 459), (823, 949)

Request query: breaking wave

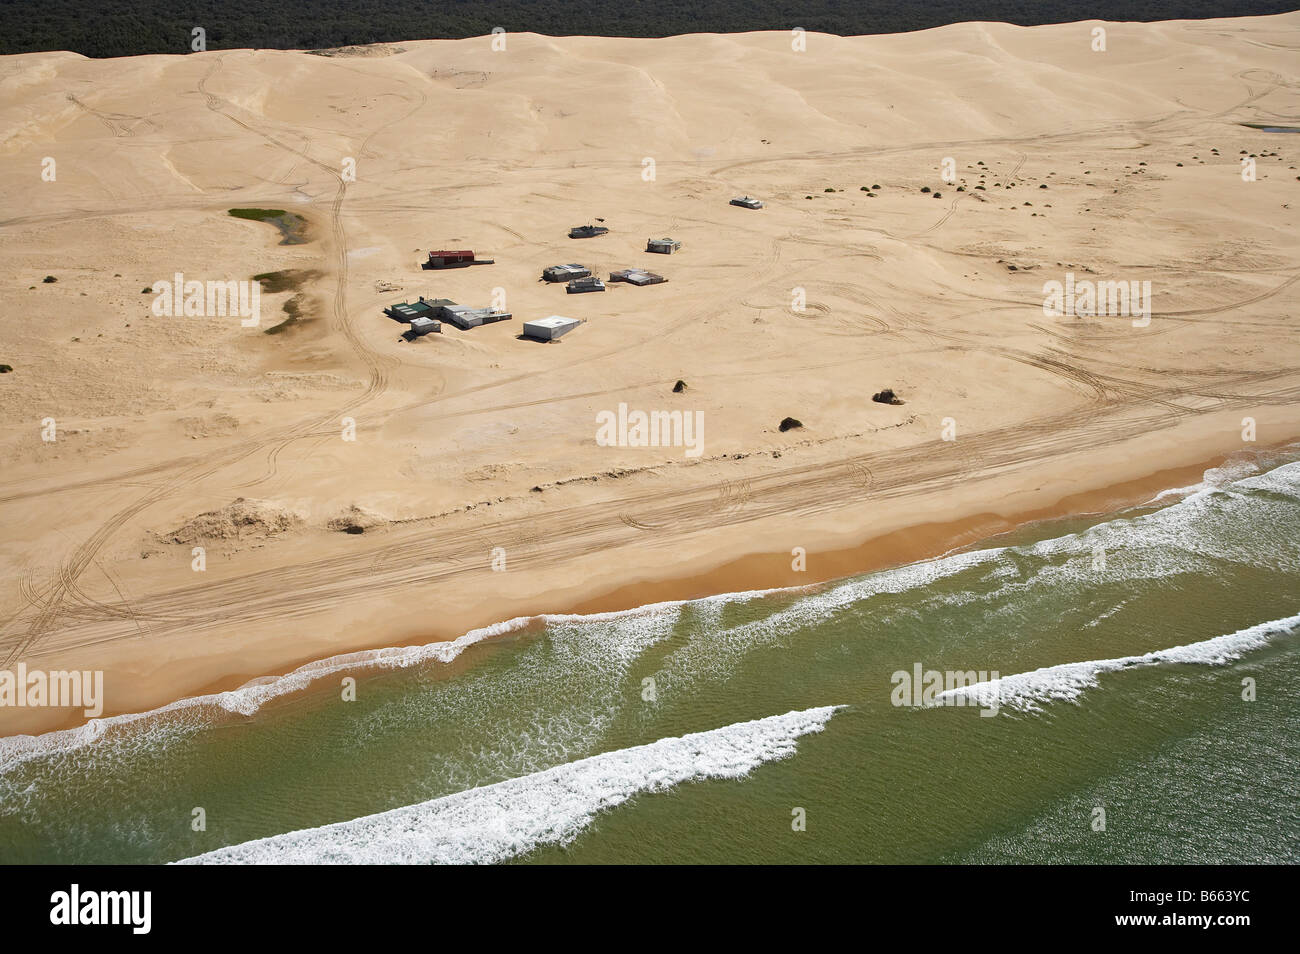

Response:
(933, 612), (1300, 713)
(0, 589), (784, 777)
(175, 705), (840, 865)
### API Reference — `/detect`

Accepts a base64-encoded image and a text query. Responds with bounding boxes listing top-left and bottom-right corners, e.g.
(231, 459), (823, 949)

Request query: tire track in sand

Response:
(0, 56), (427, 665)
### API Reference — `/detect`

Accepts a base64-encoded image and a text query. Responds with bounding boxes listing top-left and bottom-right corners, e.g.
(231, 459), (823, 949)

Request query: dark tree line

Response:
(1, 0), (1295, 58)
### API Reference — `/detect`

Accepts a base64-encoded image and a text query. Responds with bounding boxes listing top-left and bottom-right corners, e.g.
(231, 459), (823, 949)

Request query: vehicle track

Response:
(1, 57), (429, 664)
(14, 370), (1295, 664)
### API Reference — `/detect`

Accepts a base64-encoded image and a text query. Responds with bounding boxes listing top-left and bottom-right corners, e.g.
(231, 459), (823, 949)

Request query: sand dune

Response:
(1, 16), (1298, 734)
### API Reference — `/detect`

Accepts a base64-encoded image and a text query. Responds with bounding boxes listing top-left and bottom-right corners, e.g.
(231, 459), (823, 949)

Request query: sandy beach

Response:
(2, 15), (1298, 736)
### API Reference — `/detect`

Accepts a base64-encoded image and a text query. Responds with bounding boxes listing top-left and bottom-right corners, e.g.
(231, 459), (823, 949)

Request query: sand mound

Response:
(326, 504), (389, 533)
(177, 413), (240, 439)
(163, 498), (304, 544)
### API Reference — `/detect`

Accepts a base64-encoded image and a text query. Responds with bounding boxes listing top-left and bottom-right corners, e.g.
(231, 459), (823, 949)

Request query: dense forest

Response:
(1, 0), (1294, 58)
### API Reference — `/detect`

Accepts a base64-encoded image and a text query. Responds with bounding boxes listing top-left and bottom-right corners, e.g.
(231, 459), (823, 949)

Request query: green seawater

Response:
(1, 453), (1297, 864)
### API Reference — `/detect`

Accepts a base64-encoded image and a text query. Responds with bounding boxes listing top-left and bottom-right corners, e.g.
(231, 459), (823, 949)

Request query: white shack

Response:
(524, 315), (581, 341)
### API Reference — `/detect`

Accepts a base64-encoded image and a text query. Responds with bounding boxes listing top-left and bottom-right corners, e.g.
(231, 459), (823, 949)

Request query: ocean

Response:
(2, 449), (1297, 864)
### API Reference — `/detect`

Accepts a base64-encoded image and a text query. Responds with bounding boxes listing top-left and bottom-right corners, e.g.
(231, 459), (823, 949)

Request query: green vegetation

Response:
(256, 271), (324, 334)
(252, 269), (322, 294)
(228, 208), (287, 221)
(229, 209), (309, 245)
(1, 2), (1291, 57)
(262, 317), (296, 335)
(262, 293), (311, 335)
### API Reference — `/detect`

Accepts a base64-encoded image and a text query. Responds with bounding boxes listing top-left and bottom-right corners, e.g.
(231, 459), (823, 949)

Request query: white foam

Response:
(657, 545), (1004, 690)
(1231, 459), (1300, 497)
(174, 705), (840, 865)
(1145, 449), (1300, 507)
(1144, 455), (1263, 504)
(0, 591), (784, 775)
(998, 458), (1300, 591)
(934, 612), (1300, 713)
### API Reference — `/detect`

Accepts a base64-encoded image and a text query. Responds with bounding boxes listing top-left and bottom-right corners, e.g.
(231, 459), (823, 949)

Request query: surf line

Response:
(931, 612), (1300, 714)
(175, 705), (842, 865)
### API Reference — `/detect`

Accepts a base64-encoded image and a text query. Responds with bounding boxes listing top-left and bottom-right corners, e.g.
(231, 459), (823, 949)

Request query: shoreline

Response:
(2, 441), (1284, 743)
(563, 455), (1226, 618)
(4, 16), (1299, 745)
